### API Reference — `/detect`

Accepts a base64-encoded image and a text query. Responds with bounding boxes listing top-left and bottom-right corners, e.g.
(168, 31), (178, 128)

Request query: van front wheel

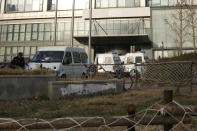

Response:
(61, 74), (67, 78)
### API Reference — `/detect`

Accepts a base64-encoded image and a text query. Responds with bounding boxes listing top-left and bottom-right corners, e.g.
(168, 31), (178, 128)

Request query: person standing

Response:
(11, 52), (25, 68)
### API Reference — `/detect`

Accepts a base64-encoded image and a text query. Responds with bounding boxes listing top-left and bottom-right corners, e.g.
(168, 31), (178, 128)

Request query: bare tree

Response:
(186, 2), (197, 52)
(165, 0), (189, 56)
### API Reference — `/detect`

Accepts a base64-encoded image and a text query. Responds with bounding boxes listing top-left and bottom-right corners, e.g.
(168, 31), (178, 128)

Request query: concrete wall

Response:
(48, 79), (124, 99)
(0, 75), (56, 100)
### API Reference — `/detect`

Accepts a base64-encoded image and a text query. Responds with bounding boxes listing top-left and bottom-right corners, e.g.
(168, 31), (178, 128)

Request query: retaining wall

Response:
(48, 79), (125, 99)
(0, 75), (56, 100)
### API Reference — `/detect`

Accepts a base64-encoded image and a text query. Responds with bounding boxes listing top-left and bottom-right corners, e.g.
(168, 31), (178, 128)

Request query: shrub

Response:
(0, 67), (55, 75)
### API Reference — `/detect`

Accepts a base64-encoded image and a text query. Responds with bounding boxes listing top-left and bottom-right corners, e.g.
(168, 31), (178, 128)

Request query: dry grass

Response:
(0, 90), (197, 130)
(0, 90), (162, 119)
(0, 67), (55, 75)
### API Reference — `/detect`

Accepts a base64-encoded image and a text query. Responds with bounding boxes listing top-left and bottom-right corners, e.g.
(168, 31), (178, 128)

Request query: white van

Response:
(94, 53), (124, 78)
(122, 52), (145, 75)
(27, 46), (88, 78)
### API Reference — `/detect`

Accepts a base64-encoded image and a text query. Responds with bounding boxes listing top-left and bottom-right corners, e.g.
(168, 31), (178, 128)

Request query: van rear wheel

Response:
(61, 74), (67, 78)
(81, 73), (88, 79)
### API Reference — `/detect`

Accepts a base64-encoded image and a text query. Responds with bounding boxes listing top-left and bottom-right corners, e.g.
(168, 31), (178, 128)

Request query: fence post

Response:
(190, 62), (193, 93)
(135, 63), (137, 88)
(163, 90), (173, 131)
(128, 104), (136, 131)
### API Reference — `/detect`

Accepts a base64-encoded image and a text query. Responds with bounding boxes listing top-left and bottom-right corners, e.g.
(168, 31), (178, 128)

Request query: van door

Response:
(104, 56), (113, 72)
(61, 51), (73, 78)
(72, 51), (83, 78)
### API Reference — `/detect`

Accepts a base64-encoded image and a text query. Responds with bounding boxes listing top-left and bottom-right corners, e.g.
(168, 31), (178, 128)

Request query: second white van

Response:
(94, 53), (124, 78)
(27, 46), (88, 78)
(122, 52), (145, 76)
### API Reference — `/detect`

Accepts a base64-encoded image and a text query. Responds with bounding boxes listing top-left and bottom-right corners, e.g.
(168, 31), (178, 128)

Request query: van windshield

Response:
(113, 57), (121, 64)
(31, 51), (64, 63)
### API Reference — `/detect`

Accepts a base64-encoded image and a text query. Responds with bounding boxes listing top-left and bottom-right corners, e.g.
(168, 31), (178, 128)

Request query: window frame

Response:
(5, 0), (43, 13)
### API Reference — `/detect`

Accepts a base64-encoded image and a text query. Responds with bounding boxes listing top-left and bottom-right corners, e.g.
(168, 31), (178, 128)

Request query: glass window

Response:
(31, 51), (64, 62)
(25, 0), (32, 11)
(96, 0), (101, 8)
(75, 0), (86, 9)
(118, 0), (125, 7)
(32, 0), (41, 11)
(109, 0), (117, 7)
(38, 23), (44, 40)
(80, 52), (88, 63)
(125, 0), (132, 7)
(73, 52), (81, 63)
(0, 47), (5, 55)
(64, 52), (72, 64)
(32, 24), (38, 40)
(6, 0), (18, 12)
(105, 57), (112, 64)
(48, 0), (77, 10)
(58, 0), (72, 10)
(47, 0), (55, 10)
(44, 32), (51, 40)
(101, 0), (108, 8)
(5, 0), (43, 12)
(121, 20), (128, 34)
(26, 24), (31, 41)
(135, 0), (140, 6)
(57, 31), (64, 40)
(0, 0), (1, 10)
(135, 56), (142, 63)
(13, 24), (19, 41)
(1, 33), (7, 41)
(161, 0), (168, 6)
(18, 0), (25, 11)
(7, 25), (13, 41)
(152, 0), (161, 6)
(127, 56), (134, 64)
(19, 24), (25, 41)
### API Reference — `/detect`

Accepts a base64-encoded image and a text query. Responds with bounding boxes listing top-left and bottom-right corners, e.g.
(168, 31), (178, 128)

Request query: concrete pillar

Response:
(1, 0), (5, 14)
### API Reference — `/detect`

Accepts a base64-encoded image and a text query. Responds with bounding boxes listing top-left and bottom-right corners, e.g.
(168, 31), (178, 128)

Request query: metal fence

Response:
(139, 61), (197, 86)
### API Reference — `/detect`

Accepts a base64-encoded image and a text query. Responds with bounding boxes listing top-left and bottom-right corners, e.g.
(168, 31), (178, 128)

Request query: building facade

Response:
(0, 0), (197, 62)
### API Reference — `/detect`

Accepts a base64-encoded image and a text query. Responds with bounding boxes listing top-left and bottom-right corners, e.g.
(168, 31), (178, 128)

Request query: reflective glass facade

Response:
(5, 0), (43, 12)
(96, 0), (140, 8)
(0, 18), (149, 42)
(47, 0), (88, 10)
(152, 9), (196, 48)
(147, 0), (194, 7)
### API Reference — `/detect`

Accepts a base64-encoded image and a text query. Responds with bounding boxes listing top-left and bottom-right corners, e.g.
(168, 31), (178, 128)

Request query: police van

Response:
(27, 46), (88, 78)
(121, 52), (145, 76)
(94, 52), (124, 78)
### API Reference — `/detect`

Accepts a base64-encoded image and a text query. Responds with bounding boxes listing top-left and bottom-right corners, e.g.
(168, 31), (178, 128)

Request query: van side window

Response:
(105, 57), (112, 64)
(127, 56), (134, 64)
(73, 52), (81, 63)
(113, 57), (121, 64)
(135, 56), (142, 63)
(80, 52), (88, 63)
(63, 52), (72, 64)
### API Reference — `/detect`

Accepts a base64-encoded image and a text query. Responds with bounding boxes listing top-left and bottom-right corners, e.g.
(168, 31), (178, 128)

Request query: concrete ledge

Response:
(0, 74), (56, 100)
(48, 79), (125, 99)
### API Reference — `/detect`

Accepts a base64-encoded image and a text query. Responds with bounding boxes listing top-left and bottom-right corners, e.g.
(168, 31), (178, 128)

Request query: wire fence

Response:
(134, 61), (197, 85)
(0, 90), (196, 131)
